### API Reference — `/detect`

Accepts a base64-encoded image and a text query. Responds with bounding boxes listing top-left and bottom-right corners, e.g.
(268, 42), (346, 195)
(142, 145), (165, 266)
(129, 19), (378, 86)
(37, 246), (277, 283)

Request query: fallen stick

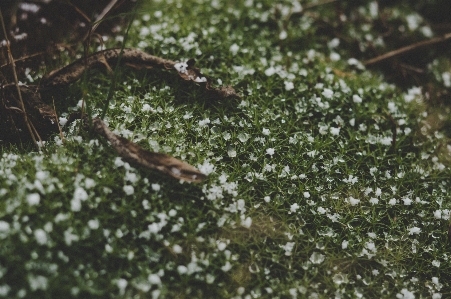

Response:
(364, 32), (451, 66)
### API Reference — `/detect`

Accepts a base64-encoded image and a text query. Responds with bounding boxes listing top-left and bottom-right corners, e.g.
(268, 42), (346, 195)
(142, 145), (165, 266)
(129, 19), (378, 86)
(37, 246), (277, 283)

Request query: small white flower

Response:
(34, 229), (48, 245)
(73, 187), (88, 201)
(342, 240), (348, 249)
(221, 261), (232, 272)
(396, 288), (415, 299)
(216, 240), (227, 251)
(330, 127), (340, 136)
(279, 30), (287, 40)
(241, 217), (252, 228)
(142, 104), (152, 112)
(151, 184), (160, 191)
(402, 197), (412, 205)
(229, 43), (240, 55)
(290, 203), (300, 213)
(147, 274), (161, 285)
(433, 210), (442, 219)
(281, 242), (295, 256)
(369, 198), (379, 205)
(59, 117), (68, 126)
(349, 196), (360, 206)
(266, 148), (275, 156)
(408, 227), (421, 235)
(262, 128), (270, 135)
(27, 193), (40, 206)
(123, 185), (134, 195)
(177, 265), (188, 274)
(198, 118), (210, 127)
(87, 218), (99, 229)
(0, 221), (10, 238)
(284, 81), (294, 91)
(352, 94), (362, 103)
(309, 252), (325, 264)
(322, 88), (334, 99)
(172, 244), (183, 254)
(317, 207), (327, 214)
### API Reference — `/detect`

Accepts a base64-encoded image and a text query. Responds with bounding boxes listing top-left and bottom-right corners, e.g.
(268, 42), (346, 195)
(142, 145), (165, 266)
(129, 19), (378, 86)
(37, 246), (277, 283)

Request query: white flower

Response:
(229, 44), (240, 55)
(173, 244), (183, 254)
(117, 279), (127, 294)
(349, 196), (360, 206)
(396, 288), (415, 299)
(34, 229), (48, 245)
(408, 227), (421, 235)
(262, 128), (270, 135)
(352, 94), (362, 103)
(309, 252), (325, 264)
(279, 30), (287, 40)
(221, 261), (232, 272)
(151, 184), (161, 191)
(290, 203), (300, 213)
(241, 217), (252, 228)
(342, 240), (348, 249)
(27, 193), (40, 206)
(369, 198), (379, 205)
(217, 242), (227, 251)
(88, 219), (100, 230)
(402, 197), (412, 205)
(177, 265), (188, 274)
(0, 221), (10, 238)
(123, 185), (134, 195)
(198, 118), (210, 127)
(330, 127), (340, 136)
(73, 187), (88, 201)
(266, 148), (275, 156)
(281, 242), (295, 256)
(284, 81), (294, 91)
(322, 88), (334, 99)
(59, 117), (68, 126)
(147, 274), (161, 285)
(70, 198), (81, 212)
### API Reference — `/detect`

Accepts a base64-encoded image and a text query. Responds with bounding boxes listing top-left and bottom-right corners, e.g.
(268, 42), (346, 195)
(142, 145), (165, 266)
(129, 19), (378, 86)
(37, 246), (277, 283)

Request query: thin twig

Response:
(304, 0), (337, 11)
(0, 9), (39, 149)
(365, 32), (451, 65)
(0, 51), (46, 68)
(92, 0), (119, 33)
(57, 0), (91, 23)
(81, 0), (120, 43)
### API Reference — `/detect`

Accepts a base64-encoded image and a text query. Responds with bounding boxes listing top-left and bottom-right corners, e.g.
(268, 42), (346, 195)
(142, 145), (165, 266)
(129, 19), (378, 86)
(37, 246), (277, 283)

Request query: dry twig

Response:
(365, 32), (451, 66)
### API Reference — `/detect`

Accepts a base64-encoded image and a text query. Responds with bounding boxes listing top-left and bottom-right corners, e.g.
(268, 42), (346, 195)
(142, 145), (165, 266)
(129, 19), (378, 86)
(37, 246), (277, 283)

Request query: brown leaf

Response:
(91, 117), (206, 182)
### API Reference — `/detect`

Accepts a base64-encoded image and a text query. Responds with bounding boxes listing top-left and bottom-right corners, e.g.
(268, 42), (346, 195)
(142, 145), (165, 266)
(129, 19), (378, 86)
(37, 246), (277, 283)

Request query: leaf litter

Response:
(1, 48), (240, 181)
